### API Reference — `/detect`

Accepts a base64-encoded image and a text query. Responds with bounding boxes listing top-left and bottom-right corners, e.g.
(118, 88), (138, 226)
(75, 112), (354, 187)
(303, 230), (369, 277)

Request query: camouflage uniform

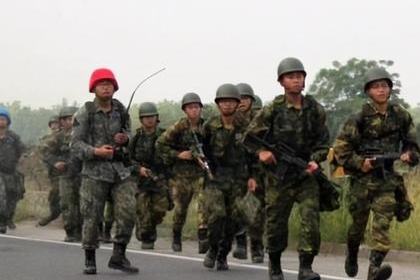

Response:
(129, 126), (170, 247)
(39, 129), (82, 239)
(38, 132), (61, 226)
(244, 94), (329, 274)
(333, 102), (419, 276)
(156, 117), (207, 250)
(0, 130), (25, 232)
(71, 99), (137, 250)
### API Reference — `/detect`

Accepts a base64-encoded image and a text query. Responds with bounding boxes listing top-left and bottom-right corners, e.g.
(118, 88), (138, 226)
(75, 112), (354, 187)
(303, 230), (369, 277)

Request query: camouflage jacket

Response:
(243, 94), (329, 179)
(0, 130), (25, 174)
(236, 108), (258, 126)
(156, 117), (205, 177)
(129, 126), (168, 189)
(39, 129), (81, 177)
(333, 102), (419, 178)
(202, 115), (251, 180)
(38, 132), (61, 177)
(71, 98), (131, 182)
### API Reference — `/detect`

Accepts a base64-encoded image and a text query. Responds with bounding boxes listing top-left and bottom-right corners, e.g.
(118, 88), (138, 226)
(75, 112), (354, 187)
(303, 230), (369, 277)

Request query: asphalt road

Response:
(0, 235), (356, 280)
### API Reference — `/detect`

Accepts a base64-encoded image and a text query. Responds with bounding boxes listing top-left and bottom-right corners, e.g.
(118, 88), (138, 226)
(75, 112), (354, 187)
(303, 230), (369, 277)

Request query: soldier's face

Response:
(184, 103), (202, 120)
(217, 98), (239, 116)
(0, 117), (8, 129)
(366, 80), (391, 105)
(49, 121), (59, 131)
(60, 116), (73, 130)
(239, 96), (253, 112)
(280, 72), (305, 94)
(94, 80), (115, 101)
(140, 115), (158, 129)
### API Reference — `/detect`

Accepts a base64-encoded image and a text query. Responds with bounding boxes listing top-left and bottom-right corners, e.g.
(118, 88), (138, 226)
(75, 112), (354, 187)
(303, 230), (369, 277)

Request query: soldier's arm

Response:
(38, 133), (62, 167)
(242, 103), (273, 155)
(155, 121), (183, 165)
(332, 116), (364, 171)
(401, 109), (420, 165)
(309, 104), (330, 164)
(71, 106), (96, 160)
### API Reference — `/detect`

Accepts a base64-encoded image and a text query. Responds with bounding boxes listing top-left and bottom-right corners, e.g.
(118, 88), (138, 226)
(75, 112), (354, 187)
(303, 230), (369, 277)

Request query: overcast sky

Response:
(1, 0), (419, 109)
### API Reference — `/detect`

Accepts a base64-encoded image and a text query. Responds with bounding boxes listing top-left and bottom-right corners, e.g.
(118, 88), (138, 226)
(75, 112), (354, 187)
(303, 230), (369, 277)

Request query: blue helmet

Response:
(0, 108), (11, 125)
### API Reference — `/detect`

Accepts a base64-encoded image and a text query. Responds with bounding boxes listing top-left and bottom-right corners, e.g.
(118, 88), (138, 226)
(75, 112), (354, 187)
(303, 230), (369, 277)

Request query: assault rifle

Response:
(191, 131), (214, 180)
(362, 148), (401, 179)
(244, 133), (341, 211)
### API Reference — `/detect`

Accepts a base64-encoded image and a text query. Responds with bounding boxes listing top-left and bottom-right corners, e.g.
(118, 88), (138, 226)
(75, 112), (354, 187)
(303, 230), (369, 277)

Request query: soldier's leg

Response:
(79, 177), (109, 274)
(265, 179), (294, 280)
(367, 191), (395, 280)
(101, 199), (114, 243)
(0, 175), (7, 233)
(5, 174), (19, 230)
(135, 191), (154, 249)
(195, 177), (209, 254)
(171, 176), (194, 252)
(296, 176), (321, 280)
(108, 178), (138, 274)
(345, 179), (371, 277)
(60, 176), (82, 242)
(249, 190), (265, 263)
(141, 191), (169, 249)
(39, 177), (61, 226)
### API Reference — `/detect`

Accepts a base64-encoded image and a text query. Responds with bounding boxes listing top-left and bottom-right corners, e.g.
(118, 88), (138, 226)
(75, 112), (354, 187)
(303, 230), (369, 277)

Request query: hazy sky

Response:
(1, 0), (419, 109)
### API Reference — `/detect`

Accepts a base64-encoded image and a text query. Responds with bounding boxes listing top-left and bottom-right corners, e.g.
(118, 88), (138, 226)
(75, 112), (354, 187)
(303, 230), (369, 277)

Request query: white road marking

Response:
(0, 234), (360, 280)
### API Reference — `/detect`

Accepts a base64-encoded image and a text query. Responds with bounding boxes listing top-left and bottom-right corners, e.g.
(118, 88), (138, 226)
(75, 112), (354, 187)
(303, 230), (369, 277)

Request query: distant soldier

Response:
(39, 107), (82, 242)
(252, 95), (263, 111)
(156, 93), (208, 253)
(130, 102), (172, 249)
(243, 58), (329, 280)
(38, 115), (62, 227)
(232, 83), (265, 263)
(333, 67), (419, 280)
(71, 68), (138, 274)
(0, 108), (26, 233)
(201, 84), (253, 270)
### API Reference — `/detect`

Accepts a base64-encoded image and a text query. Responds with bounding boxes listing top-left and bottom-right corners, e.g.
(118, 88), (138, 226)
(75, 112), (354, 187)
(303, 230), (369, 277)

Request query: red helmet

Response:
(89, 68), (119, 93)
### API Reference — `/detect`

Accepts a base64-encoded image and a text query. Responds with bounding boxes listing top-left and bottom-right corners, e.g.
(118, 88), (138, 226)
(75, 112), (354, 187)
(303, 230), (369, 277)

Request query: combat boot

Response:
(268, 251), (284, 280)
(251, 239), (264, 263)
(83, 249), (97, 275)
(108, 243), (139, 274)
(198, 228), (209, 254)
(216, 253), (229, 271)
(102, 221), (113, 243)
(141, 230), (155, 250)
(38, 216), (53, 227)
(367, 250), (392, 280)
(345, 246), (359, 277)
(298, 253), (320, 280)
(0, 225), (6, 234)
(172, 229), (182, 252)
(203, 246), (218, 268)
(232, 233), (248, 259)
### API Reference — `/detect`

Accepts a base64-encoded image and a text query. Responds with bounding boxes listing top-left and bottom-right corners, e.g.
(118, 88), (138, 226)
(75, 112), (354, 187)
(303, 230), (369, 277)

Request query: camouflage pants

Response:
(170, 175), (206, 231)
(59, 176), (82, 237)
(79, 176), (137, 249)
(135, 190), (168, 241)
(103, 200), (114, 223)
(46, 176), (61, 220)
(347, 176), (398, 253)
(265, 174), (320, 254)
(0, 172), (20, 225)
(248, 188), (265, 244)
(204, 177), (245, 256)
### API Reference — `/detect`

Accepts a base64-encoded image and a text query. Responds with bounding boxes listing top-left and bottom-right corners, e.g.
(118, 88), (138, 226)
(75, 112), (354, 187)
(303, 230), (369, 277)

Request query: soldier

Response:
(233, 83), (265, 263)
(71, 68), (138, 274)
(38, 115), (62, 227)
(0, 108), (26, 234)
(201, 84), (254, 271)
(156, 93), (207, 253)
(252, 95), (263, 111)
(333, 67), (419, 280)
(243, 57), (329, 280)
(130, 102), (172, 250)
(39, 107), (82, 242)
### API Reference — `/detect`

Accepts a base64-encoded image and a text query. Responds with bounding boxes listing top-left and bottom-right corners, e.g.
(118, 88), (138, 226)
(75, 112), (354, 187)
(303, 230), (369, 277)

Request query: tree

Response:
(307, 58), (408, 139)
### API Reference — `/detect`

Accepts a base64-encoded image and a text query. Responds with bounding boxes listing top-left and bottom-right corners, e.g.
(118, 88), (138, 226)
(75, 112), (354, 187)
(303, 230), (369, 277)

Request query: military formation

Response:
(0, 58), (418, 280)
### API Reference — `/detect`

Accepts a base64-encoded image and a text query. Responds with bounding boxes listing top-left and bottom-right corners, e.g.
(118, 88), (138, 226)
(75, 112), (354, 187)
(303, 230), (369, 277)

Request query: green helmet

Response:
(138, 102), (158, 117)
(181, 92), (203, 110)
(59, 106), (78, 119)
(277, 57), (306, 81)
(364, 67), (393, 92)
(48, 115), (59, 126)
(236, 83), (255, 100)
(215, 83), (240, 103)
(252, 95), (263, 110)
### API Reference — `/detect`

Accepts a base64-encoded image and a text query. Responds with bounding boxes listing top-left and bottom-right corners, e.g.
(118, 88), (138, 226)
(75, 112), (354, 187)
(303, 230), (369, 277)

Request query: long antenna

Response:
(126, 67), (166, 112)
